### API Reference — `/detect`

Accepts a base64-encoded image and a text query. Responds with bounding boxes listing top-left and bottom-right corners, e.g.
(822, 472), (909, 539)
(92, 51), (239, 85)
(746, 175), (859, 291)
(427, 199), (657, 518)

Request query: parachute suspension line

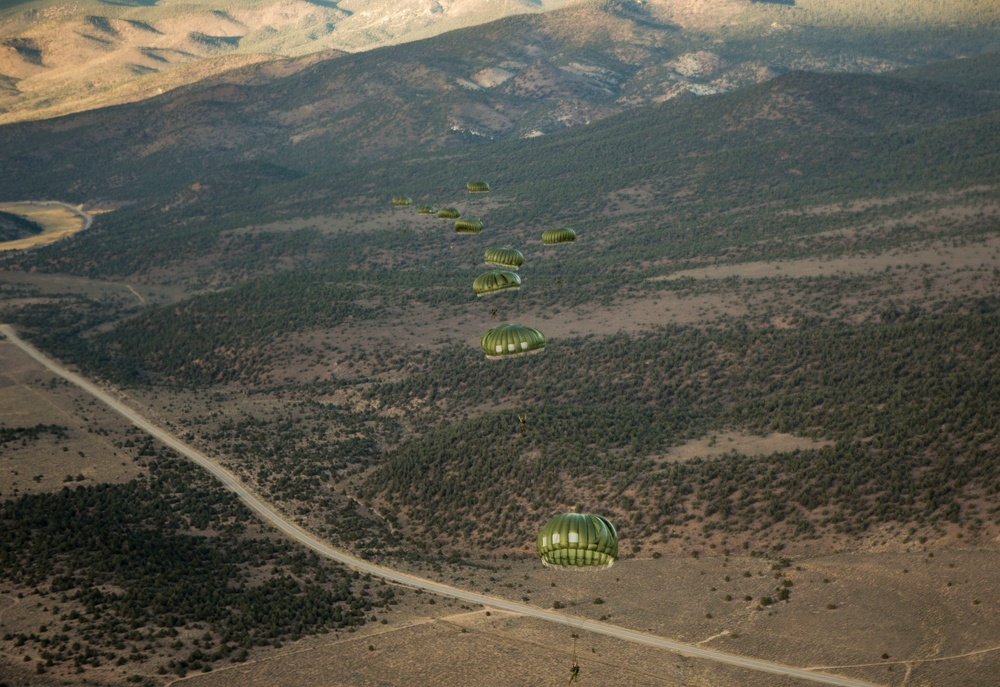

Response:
(566, 634), (580, 685)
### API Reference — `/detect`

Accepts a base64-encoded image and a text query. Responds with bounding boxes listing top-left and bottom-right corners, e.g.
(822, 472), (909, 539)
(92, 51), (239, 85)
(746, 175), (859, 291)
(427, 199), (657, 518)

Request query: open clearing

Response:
(0, 337), (141, 498)
(173, 609), (816, 687)
(0, 201), (91, 251)
(650, 432), (833, 464)
(658, 235), (1000, 282)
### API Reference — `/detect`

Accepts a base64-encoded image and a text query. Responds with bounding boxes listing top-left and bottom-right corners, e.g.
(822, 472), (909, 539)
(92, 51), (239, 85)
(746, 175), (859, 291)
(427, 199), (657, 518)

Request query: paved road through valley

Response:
(0, 324), (877, 687)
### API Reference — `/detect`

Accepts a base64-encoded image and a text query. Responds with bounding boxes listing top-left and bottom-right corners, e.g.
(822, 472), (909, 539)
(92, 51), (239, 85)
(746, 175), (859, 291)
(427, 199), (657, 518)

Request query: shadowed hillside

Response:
(1, 2), (998, 203)
(0, 209), (42, 241)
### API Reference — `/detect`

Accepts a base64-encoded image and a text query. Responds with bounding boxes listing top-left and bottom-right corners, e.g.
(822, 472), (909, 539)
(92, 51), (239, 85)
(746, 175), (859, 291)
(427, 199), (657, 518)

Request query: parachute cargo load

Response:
(484, 247), (524, 270)
(473, 270), (521, 297)
(537, 513), (618, 569)
(481, 323), (545, 359)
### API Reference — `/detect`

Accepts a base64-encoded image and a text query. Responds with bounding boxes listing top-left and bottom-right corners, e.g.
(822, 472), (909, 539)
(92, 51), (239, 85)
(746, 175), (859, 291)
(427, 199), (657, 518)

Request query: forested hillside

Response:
(2, 53), (997, 565)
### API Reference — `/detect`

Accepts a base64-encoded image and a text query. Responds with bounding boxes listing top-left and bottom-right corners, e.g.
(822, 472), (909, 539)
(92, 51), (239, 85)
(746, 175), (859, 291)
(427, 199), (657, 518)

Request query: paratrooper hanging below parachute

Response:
(438, 207), (461, 219)
(467, 180), (490, 193)
(391, 196), (413, 207)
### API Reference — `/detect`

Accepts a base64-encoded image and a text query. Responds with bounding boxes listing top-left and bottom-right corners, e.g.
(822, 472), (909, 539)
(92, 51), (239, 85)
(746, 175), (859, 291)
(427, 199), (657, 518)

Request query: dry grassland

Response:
(167, 608), (810, 687)
(390, 547), (1000, 687)
(0, 202), (89, 252)
(0, 339), (141, 499)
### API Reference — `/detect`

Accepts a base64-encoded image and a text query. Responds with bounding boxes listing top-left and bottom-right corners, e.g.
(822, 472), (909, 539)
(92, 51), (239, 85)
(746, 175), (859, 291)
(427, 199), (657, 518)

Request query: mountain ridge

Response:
(1, 2), (997, 206)
(1, 0), (997, 125)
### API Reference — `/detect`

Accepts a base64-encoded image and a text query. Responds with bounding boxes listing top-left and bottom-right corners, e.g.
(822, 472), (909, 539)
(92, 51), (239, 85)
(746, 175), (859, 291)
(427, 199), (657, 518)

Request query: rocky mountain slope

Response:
(0, 0), (577, 123)
(1, 0), (997, 125)
(1, 1), (997, 206)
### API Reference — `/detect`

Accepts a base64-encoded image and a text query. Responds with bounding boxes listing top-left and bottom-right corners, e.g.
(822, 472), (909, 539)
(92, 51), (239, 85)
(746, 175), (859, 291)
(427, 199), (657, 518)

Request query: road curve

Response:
(0, 324), (877, 687)
(45, 200), (94, 232)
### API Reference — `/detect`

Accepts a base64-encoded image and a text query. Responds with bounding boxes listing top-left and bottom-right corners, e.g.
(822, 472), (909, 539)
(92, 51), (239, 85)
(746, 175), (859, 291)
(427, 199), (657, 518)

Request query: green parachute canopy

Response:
(391, 196), (413, 207)
(537, 513), (618, 569)
(542, 227), (576, 245)
(454, 218), (484, 234)
(473, 270), (521, 297)
(481, 323), (545, 359)
(438, 207), (461, 219)
(484, 247), (524, 270)
(417, 205), (436, 214)
(467, 180), (490, 193)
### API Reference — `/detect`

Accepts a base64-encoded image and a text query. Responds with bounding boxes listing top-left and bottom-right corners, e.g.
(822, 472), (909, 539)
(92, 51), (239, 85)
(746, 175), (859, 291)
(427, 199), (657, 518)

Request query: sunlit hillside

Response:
(1, 0), (997, 124)
(0, 0), (578, 123)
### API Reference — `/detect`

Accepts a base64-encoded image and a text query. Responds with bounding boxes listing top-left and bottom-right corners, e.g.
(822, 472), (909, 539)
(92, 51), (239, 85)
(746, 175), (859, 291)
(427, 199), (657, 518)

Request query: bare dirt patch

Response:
(651, 432), (833, 464)
(162, 607), (810, 687)
(658, 235), (1000, 282)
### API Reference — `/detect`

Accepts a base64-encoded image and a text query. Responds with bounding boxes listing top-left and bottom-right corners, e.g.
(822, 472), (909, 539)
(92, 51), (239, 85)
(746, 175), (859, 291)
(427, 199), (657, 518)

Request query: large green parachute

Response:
(537, 513), (618, 569)
(391, 196), (413, 207)
(467, 180), (490, 193)
(484, 247), (524, 270)
(542, 227), (576, 245)
(438, 207), (461, 219)
(473, 270), (521, 297)
(454, 218), (484, 234)
(481, 324), (545, 358)
(417, 205), (436, 214)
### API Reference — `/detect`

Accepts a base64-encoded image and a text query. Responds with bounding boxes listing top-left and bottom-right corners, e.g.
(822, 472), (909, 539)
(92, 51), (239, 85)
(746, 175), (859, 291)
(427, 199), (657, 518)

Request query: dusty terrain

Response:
(0, 338), (140, 499)
(2, 312), (999, 687)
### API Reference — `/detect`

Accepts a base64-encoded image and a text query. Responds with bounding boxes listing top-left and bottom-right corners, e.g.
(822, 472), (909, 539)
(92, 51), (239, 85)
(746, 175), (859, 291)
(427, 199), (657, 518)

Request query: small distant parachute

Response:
(484, 247), (524, 270)
(438, 207), (461, 219)
(481, 323), (545, 359)
(473, 270), (521, 297)
(537, 513), (618, 569)
(467, 180), (490, 193)
(392, 196), (413, 207)
(417, 205), (436, 214)
(454, 218), (484, 234)
(542, 227), (576, 245)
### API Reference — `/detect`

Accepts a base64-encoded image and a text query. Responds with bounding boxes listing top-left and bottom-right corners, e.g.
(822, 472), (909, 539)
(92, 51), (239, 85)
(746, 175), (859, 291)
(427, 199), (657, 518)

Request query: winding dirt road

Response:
(0, 323), (876, 687)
